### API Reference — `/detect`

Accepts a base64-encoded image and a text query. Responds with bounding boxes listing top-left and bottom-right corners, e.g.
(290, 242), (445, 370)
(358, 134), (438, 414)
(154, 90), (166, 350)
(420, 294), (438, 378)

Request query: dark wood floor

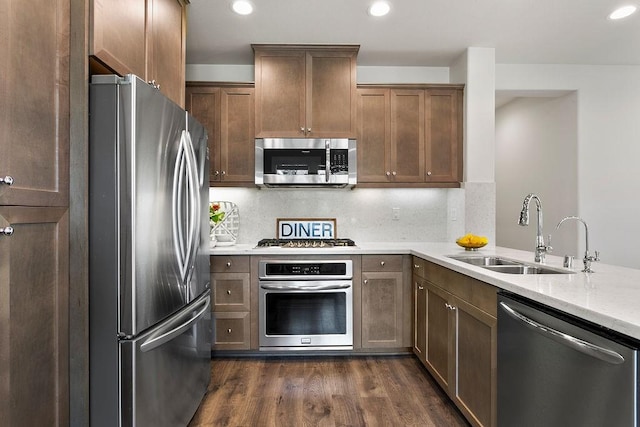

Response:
(188, 355), (470, 427)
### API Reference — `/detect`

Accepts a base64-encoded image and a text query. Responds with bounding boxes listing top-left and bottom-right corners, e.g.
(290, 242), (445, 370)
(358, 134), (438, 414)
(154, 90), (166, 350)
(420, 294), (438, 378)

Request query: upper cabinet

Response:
(253, 44), (359, 138)
(186, 84), (256, 186)
(90, 0), (186, 107)
(357, 85), (463, 187)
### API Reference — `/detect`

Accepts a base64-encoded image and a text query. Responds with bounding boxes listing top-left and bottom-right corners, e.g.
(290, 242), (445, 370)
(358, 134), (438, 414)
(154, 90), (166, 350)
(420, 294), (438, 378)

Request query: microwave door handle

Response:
(325, 139), (331, 183)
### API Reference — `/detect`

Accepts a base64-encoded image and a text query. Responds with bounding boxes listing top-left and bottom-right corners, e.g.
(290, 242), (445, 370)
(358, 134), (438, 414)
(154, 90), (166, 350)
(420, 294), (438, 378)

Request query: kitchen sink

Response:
(448, 256), (574, 275)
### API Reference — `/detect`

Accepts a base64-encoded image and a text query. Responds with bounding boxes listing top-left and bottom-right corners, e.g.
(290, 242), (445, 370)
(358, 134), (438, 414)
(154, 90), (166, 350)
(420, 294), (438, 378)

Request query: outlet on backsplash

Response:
(392, 207), (400, 220)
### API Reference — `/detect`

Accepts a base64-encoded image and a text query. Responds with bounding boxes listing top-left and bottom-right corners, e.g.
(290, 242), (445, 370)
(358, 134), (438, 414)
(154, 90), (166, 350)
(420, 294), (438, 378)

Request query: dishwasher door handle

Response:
(499, 301), (625, 365)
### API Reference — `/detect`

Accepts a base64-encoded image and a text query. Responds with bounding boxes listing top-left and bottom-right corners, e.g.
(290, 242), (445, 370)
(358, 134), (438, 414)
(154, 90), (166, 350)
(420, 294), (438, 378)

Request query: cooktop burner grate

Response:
(256, 238), (356, 248)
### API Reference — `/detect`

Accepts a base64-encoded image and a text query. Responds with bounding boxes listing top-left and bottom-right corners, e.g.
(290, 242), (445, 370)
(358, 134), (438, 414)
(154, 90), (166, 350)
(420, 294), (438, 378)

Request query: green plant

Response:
(209, 202), (225, 224)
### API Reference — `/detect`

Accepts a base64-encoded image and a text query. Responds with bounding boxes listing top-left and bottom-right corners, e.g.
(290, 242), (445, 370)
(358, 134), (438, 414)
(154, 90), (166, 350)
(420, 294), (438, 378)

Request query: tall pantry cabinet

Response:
(0, 0), (71, 425)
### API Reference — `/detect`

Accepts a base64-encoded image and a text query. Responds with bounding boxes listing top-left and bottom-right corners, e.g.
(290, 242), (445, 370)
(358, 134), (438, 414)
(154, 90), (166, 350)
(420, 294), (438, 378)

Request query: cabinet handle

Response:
(386, 171), (391, 176)
(0, 176), (14, 186)
(0, 226), (14, 236)
(380, 261), (385, 267)
(307, 128), (311, 133)
(227, 328), (232, 334)
(427, 171), (432, 176)
(418, 285), (424, 290)
(226, 290), (231, 295)
(392, 171), (397, 176)
(214, 171), (220, 177)
(414, 264), (420, 269)
(300, 127), (305, 134)
(363, 279), (368, 285)
(226, 261), (232, 267)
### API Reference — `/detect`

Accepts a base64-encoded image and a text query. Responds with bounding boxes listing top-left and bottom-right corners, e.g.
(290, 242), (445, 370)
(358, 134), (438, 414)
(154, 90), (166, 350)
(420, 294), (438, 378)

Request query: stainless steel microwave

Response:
(255, 138), (357, 188)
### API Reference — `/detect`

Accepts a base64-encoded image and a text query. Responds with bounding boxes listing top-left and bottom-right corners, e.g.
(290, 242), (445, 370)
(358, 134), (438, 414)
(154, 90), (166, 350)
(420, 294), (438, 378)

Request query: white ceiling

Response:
(185, 0), (640, 67)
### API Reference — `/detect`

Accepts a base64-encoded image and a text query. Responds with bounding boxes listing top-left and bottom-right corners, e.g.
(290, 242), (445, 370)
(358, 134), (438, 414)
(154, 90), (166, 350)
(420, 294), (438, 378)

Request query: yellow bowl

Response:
(456, 241), (487, 251)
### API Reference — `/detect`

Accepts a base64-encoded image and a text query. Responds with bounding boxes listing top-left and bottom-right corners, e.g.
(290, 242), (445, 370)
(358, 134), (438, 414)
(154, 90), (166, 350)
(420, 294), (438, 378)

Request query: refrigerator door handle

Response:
(499, 301), (625, 364)
(172, 132), (188, 284)
(140, 292), (210, 353)
(183, 130), (201, 292)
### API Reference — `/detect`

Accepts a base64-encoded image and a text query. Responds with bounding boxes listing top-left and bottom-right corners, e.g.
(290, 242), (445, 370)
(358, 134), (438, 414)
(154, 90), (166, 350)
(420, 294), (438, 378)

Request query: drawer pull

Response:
(226, 262), (232, 267)
(226, 290), (231, 295)
(380, 261), (385, 267)
(418, 286), (424, 290)
(227, 328), (232, 334)
(414, 264), (420, 269)
(0, 176), (14, 186)
(1, 226), (14, 236)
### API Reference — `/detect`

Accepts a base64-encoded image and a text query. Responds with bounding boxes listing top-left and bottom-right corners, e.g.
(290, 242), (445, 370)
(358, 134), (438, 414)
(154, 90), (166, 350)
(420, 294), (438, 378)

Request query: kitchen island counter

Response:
(211, 242), (640, 341)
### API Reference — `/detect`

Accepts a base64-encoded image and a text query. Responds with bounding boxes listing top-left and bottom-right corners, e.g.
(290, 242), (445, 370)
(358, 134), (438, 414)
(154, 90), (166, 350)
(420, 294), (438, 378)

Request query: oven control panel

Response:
(259, 260), (353, 280)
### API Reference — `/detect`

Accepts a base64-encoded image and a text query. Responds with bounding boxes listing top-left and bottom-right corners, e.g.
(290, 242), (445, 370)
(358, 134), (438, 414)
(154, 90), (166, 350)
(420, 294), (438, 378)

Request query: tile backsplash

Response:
(209, 187), (466, 245)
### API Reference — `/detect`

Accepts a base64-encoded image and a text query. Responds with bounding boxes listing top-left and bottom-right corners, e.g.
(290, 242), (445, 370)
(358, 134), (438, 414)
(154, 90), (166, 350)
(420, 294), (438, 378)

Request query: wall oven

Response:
(255, 138), (357, 188)
(258, 259), (353, 350)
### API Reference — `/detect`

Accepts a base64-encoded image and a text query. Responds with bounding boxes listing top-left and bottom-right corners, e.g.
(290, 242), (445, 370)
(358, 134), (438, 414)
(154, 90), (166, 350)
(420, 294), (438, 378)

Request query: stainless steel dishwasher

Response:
(498, 292), (638, 427)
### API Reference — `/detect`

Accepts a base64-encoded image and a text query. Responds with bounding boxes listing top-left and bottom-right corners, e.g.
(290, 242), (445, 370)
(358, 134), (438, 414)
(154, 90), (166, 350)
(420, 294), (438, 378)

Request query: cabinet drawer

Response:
(212, 273), (250, 311)
(412, 256), (428, 279)
(211, 255), (250, 273)
(362, 255), (403, 271)
(212, 312), (250, 350)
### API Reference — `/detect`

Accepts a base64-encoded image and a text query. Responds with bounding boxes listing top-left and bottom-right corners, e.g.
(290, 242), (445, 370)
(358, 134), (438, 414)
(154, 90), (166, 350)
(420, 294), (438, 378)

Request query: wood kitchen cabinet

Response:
(185, 84), (255, 185)
(0, 0), (71, 424)
(361, 255), (411, 348)
(357, 85), (463, 187)
(211, 256), (251, 350)
(90, 0), (187, 106)
(412, 257), (497, 427)
(253, 44), (359, 138)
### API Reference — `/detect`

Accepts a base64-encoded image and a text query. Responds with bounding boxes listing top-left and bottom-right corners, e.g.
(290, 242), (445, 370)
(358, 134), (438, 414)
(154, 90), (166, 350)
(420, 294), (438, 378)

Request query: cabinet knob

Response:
(414, 264), (420, 269)
(392, 171), (397, 176)
(0, 175), (14, 186)
(226, 261), (232, 267)
(214, 171), (220, 177)
(427, 171), (432, 176)
(445, 303), (456, 311)
(227, 328), (232, 334)
(380, 261), (385, 267)
(226, 290), (231, 295)
(221, 171), (226, 177)
(386, 171), (391, 176)
(418, 285), (424, 290)
(147, 80), (160, 90)
(300, 127), (305, 133)
(0, 226), (14, 236)
(363, 279), (368, 285)
(307, 128), (311, 133)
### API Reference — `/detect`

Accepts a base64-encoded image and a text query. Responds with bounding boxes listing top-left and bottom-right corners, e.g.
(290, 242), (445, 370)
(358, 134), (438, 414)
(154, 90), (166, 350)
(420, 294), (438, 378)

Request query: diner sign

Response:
(277, 218), (336, 240)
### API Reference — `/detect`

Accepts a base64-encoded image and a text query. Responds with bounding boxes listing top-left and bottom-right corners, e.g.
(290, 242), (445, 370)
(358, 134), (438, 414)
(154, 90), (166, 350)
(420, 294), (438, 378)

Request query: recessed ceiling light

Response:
(232, 0), (253, 15)
(609, 5), (637, 20)
(368, 1), (391, 17)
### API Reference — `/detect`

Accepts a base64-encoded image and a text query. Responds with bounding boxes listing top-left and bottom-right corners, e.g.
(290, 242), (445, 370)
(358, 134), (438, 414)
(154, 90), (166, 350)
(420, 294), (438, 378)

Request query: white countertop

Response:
(211, 242), (640, 341)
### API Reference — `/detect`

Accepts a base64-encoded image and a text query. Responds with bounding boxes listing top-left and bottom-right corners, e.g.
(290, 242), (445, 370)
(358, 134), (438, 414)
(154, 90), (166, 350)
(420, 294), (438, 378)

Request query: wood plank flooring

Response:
(188, 355), (470, 427)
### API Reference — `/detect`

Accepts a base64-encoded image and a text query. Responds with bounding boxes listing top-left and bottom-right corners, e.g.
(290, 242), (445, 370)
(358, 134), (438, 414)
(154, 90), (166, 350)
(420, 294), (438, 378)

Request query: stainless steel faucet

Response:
(518, 193), (552, 263)
(555, 216), (600, 273)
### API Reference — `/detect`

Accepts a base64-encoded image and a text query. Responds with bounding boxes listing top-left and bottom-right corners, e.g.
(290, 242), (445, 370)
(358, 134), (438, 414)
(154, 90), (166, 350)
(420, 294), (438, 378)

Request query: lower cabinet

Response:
(361, 255), (410, 348)
(210, 255), (251, 350)
(413, 257), (497, 427)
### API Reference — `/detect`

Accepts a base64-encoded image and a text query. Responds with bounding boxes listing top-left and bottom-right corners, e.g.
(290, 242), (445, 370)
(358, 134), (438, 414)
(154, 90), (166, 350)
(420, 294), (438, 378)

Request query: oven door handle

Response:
(260, 283), (351, 291)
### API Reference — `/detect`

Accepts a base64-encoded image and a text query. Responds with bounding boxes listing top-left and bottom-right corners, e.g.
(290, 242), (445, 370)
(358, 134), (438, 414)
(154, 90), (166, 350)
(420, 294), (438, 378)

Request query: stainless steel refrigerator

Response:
(89, 74), (211, 427)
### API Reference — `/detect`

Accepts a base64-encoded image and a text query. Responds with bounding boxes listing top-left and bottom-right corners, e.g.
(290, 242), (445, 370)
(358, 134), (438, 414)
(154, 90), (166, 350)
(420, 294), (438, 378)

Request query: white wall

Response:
(497, 64), (640, 269)
(495, 94), (578, 258)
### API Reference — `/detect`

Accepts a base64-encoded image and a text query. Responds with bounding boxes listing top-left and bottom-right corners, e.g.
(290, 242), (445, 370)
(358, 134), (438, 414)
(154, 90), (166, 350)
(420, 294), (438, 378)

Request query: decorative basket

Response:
(210, 201), (239, 246)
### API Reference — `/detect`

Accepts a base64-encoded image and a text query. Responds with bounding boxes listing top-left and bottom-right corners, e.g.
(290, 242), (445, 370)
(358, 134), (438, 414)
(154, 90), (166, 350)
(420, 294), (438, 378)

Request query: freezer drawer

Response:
(120, 291), (211, 427)
(498, 292), (638, 427)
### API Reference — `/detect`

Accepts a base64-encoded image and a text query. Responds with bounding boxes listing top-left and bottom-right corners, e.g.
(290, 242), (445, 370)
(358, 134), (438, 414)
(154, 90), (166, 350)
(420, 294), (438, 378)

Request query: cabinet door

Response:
(90, 0), (146, 78)
(254, 49), (306, 137)
(390, 89), (425, 182)
(453, 297), (497, 427)
(220, 87), (255, 183)
(0, 0), (70, 207)
(357, 88), (390, 182)
(185, 86), (221, 184)
(0, 207), (69, 426)
(424, 282), (453, 391)
(306, 49), (357, 138)
(425, 88), (463, 183)
(148, 0), (186, 107)
(413, 277), (427, 360)
(361, 271), (403, 348)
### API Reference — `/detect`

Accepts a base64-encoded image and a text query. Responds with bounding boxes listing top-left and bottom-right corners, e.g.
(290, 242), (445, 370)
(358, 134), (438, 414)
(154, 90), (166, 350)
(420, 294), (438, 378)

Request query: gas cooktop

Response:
(256, 238), (356, 248)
